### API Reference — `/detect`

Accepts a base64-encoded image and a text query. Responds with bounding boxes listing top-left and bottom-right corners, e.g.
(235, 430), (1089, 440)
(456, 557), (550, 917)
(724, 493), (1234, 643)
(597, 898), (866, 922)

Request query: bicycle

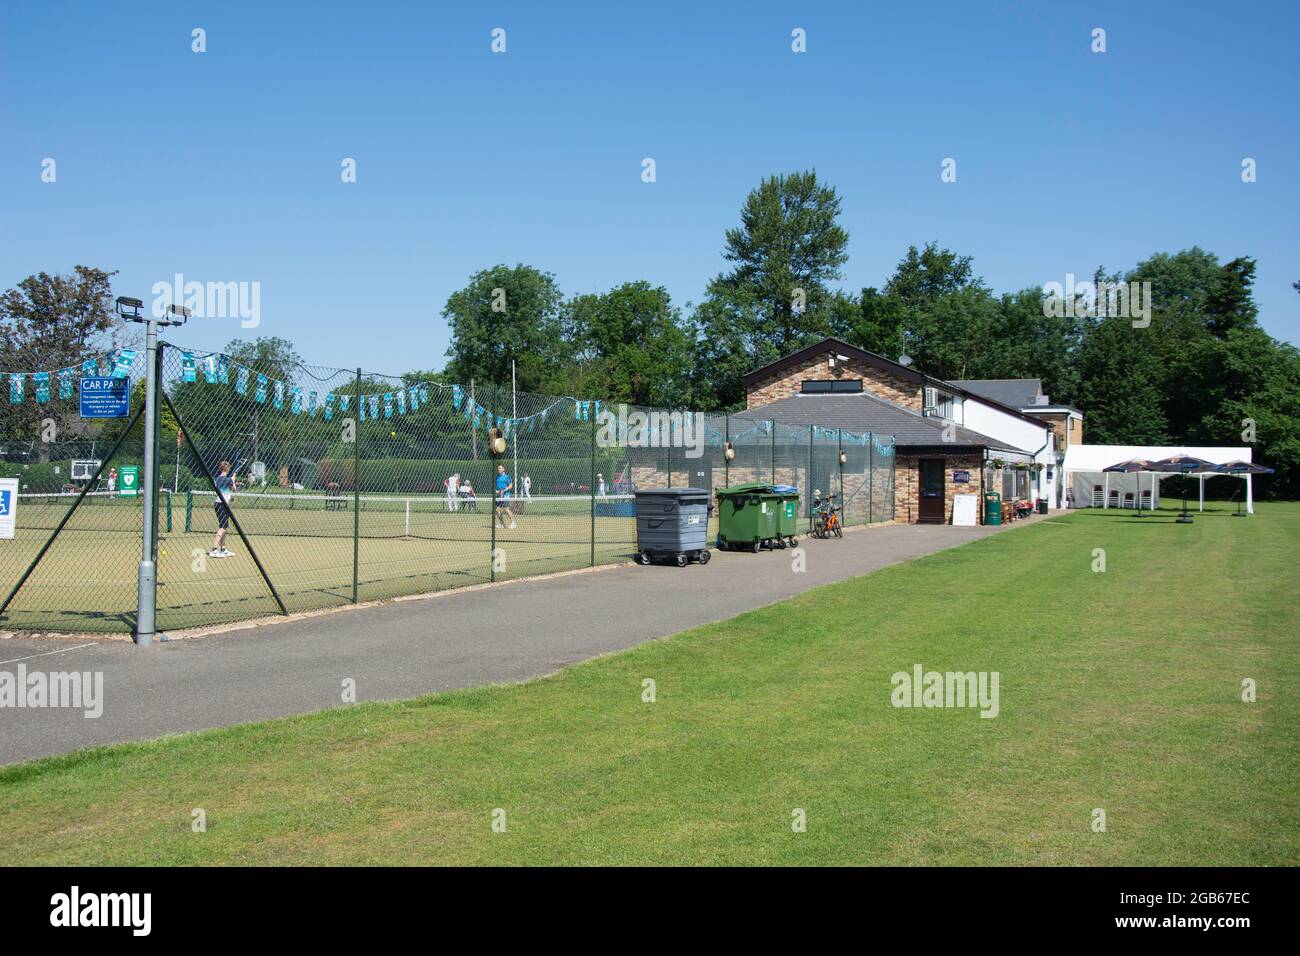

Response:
(810, 492), (843, 539)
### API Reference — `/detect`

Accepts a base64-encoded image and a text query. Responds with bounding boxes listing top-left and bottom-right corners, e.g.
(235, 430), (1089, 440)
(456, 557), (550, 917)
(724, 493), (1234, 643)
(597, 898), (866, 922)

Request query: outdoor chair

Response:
(1123, 492), (1135, 508)
(1140, 490), (1152, 509)
(1108, 490), (1120, 508)
(1092, 485), (1104, 507)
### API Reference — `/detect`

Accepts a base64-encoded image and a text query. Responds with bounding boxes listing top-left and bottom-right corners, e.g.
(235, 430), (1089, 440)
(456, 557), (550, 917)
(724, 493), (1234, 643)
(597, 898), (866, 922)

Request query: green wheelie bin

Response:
(715, 482), (781, 552)
(773, 484), (800, 548)
(984, 491), (1002, 526)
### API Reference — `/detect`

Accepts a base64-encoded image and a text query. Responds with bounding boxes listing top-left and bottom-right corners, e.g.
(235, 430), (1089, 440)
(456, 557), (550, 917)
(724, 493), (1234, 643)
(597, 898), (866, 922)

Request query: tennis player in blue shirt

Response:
(495, 464), (517, 530)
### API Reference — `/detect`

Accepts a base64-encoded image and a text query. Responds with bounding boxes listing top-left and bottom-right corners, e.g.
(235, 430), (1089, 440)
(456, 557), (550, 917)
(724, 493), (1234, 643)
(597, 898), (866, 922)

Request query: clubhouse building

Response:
(740, 338), (1080, 524)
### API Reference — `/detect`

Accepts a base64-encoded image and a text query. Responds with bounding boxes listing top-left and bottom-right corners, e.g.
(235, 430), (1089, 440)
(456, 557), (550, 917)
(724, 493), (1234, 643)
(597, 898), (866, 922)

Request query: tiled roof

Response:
(735, 392), (1029, 455)
(951, 379), (1043, 409)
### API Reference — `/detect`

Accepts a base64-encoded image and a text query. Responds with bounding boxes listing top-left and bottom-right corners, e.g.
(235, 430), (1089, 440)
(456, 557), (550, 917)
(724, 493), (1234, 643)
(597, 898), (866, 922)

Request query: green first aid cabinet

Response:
(715, 483), (782, 552)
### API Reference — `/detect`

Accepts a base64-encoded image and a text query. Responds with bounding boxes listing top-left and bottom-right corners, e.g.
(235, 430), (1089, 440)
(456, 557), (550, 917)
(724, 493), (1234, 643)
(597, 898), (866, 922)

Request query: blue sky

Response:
(2, 0), (1297, 376)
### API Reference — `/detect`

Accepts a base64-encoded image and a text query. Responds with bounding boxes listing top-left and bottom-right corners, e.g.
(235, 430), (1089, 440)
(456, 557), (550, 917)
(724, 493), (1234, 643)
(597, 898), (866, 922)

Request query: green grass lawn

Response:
(2, 504), (1297, 865)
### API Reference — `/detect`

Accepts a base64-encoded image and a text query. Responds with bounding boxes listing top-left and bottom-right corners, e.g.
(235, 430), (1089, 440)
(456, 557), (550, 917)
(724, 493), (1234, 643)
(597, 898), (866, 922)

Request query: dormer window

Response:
(802, 379), (863, 394)
(923, 386), (954, 419)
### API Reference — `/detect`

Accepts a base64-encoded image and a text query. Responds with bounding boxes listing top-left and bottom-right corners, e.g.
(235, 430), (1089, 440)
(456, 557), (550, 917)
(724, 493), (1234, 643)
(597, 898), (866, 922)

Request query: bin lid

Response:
(634, 487), (710, 498)
(717, 482), (776, 495)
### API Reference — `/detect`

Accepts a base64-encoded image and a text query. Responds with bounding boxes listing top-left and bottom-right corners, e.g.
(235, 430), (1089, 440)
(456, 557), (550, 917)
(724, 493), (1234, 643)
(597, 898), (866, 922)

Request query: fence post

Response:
(724, 413), (730, 488)
(151, 343), (163, 567)
(807, 425), (814, 518)
(770, 419), (776, 483)
(590, 404), (597, 566)
(838, 429), (844, 519)
(489, 382), (497, 582)
(867, 432), (874, 523)
(352, 367), (361, 604)
(666, 424), (673, 487)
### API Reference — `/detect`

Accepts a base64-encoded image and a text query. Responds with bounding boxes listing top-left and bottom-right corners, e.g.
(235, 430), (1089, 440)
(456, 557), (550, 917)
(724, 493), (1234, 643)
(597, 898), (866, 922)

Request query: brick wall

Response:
(1030, 411), (1083, 449)
(893, 453), (983, 524)
(746, 353), (921, 411)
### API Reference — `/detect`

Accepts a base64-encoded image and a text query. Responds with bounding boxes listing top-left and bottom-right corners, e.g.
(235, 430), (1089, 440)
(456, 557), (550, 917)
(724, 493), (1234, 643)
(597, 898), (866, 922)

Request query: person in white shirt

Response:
(596, 473), (607, 497)
(445, 472), (460, 512)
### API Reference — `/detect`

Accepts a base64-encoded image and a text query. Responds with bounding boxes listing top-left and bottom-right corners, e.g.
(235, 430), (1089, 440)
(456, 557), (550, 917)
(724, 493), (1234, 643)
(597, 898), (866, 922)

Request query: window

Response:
(1001, 468), (1015, 500)
(801, 379), (862, 394)
(923, 387), (954, 419)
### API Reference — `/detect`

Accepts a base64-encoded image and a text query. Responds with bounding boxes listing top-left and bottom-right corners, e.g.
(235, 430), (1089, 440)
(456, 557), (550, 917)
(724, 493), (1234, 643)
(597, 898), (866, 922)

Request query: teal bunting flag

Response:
(58, 368), (73, 400)
(255, 373), (268, 404)
(340, 394), (350, 413)
(452, 384), (463, 411)
(81, 359), (96, 379)
(112, 349), (136, 378)
(34, 371), (50, 402)
(217, 355), (229, 384)
(291, 387), (303, 414)
(325, 394), (335, 421)
(308, 390), (317, 416)
(182, 352), (196, 382)
(368, 394), (379, 419)
(273, 381), (284, 410)
(383, 393), (393, 418)
(236, 366), (250, 396)
(203, 355), (218, 384)
(9, 373), (24, 404)
(397, 390), (406, 415)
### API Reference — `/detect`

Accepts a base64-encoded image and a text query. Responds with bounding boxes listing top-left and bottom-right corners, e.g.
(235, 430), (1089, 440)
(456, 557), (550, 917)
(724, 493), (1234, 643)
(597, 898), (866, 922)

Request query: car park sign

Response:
(79, 376), (130, 419)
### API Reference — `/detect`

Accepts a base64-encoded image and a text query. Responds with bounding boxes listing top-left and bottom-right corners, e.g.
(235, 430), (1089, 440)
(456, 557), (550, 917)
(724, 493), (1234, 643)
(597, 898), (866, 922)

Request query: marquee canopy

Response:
(1062, 444), (1256, 513)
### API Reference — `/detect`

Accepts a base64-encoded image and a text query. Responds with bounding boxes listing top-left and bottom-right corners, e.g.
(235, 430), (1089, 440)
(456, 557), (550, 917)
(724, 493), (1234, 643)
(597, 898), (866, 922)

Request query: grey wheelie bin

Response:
(634, 487), (712, 567)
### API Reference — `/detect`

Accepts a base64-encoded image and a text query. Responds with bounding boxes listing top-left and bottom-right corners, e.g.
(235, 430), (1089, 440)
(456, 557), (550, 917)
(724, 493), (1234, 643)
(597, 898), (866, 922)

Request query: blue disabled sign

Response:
(79, 376), (131, 419)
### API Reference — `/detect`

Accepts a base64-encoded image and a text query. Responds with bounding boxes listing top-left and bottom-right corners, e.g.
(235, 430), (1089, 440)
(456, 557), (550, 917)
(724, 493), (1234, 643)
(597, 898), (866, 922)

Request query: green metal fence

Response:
(0, 343), (895, 634)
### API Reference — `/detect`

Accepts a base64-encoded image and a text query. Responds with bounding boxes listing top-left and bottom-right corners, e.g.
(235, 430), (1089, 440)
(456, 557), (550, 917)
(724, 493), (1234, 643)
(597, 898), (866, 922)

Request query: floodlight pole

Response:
(135, 313), (160, 644)
(119, 298), (187, 645)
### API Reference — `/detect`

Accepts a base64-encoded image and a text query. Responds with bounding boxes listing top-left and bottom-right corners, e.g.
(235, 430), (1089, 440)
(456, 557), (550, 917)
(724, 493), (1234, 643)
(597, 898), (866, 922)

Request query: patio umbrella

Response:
(1148, 454), (1217, 523)
(1213, 460), (1275, 516)
(1102, 459), (1155, 516)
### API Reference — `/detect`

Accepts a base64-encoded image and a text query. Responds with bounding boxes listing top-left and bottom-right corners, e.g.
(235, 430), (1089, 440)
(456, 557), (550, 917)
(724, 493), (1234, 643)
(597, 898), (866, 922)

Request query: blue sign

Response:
(0, 489), (11, 516)
(79, 376), (131, 419)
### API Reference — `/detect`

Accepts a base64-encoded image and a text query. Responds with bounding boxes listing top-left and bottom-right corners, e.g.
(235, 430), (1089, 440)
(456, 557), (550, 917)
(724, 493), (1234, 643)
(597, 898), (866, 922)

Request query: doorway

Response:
(918, 459), (945, 523)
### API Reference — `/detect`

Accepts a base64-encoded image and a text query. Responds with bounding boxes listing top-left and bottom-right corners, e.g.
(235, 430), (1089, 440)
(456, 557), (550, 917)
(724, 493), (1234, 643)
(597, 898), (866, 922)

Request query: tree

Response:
(1076, 314), (1169, 444)
(562, 282), (693, 407)
(705, 170), (849, 354)
(442, 264), (568, 392)
(0, 266), (123, 456)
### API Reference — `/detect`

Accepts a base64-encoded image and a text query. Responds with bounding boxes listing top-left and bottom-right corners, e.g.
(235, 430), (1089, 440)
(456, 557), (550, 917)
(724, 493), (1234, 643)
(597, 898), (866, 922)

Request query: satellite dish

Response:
(899, 354), (913, 367)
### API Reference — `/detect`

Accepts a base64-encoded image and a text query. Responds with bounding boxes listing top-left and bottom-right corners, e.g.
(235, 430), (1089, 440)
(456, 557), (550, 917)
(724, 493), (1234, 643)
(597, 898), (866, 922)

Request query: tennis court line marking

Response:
(0, 642), (99, 665)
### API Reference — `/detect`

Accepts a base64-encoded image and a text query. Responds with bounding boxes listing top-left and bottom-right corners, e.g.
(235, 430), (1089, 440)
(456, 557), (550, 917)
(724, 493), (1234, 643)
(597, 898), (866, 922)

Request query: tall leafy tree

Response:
(692, 170), (850, 406)
(561, 281), (693, 407)
(442, 264), (568, 393)
(0, 267), (124, 459)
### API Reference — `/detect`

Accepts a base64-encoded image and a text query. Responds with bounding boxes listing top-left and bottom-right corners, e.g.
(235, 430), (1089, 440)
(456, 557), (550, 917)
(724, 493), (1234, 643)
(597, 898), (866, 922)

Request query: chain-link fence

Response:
(0, 343), (895, 634)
